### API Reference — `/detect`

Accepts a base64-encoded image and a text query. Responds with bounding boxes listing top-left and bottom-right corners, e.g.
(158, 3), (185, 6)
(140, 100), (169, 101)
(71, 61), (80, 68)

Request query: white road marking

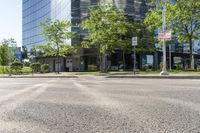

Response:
(0, 84), (49, 113)
(0, 84), (43, 103)
(71, 79), (117, 107)
(0, 79), (55, 104)
(0, 80), (55, 132)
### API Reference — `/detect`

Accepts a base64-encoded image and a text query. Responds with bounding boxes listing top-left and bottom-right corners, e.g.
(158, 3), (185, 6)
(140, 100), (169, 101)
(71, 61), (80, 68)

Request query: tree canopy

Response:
(0, 42), (9, 66)
(39, 19), (76, 57)
(37, 19), (77, 73)
(80, 0), (137, 55)
(144, 0), (200, 68)
(0, 38), (18, 66)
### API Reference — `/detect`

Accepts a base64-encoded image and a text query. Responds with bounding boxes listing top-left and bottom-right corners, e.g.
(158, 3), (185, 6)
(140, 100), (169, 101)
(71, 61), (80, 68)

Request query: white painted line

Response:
(0, 83), (43, 103)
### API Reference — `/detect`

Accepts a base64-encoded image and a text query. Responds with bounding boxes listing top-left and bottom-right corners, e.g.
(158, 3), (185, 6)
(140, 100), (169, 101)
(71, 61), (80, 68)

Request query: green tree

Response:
(0, 38), (18, 74)
(116, 23), (138, 70)
(30, 47), (37, 56)
(144, 0), (200, 69)
(80, 0), (136, 72)
(39, 19), (76, 73)
(5, 39), (18, 62)
(0, 43), (9, 73)
(30, 46), (44, 57)
(136, 23), (156, 53)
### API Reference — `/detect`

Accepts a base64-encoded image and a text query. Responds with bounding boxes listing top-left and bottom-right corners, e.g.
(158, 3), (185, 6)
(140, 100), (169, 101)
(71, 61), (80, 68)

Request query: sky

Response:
(0, 0), (22, 47)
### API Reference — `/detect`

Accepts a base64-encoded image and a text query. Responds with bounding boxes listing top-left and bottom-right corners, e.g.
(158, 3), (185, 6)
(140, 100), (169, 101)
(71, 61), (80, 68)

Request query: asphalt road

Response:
(0, 76), (200, 133)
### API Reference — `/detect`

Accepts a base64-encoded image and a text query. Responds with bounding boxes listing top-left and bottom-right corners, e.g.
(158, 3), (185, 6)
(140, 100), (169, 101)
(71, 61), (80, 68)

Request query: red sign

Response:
(158, 31), (172, 41)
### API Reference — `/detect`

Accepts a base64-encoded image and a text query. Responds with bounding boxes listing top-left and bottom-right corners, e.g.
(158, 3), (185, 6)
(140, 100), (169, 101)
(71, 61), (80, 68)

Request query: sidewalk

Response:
(0, 73), (78, 78)
(106, 74), (200, 79)
(1, 73), (200, 79)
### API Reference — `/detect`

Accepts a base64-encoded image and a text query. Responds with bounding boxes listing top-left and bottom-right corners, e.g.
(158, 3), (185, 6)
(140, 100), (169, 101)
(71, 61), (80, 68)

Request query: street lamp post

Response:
(160, 0), (169, 75)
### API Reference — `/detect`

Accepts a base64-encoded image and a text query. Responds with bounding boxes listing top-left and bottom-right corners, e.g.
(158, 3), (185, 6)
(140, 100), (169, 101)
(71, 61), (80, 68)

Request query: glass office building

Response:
(71, 0), (149, 41)
(22, 0), (71, 50)
(23, 0), (149, 50)
(23, 0), (153, 71)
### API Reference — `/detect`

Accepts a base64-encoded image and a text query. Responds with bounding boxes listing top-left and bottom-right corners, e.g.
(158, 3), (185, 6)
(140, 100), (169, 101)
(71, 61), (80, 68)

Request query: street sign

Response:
(132, 37), (137, 75)
(158, 31), (172, 41)
(132, 37), (138, 46)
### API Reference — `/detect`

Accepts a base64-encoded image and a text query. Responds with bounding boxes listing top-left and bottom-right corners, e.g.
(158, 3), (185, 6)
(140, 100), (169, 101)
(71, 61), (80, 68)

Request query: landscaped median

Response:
(62, 71), (200, 76)
(0, 73), (78, 78)
(0, 66), (32, 75)
(0, 66), (77, 78)
(104, 71), (200, 79)
(1, 70), (200, 79)
(106, 74), (200, 79)
(61, 71), (200, 79)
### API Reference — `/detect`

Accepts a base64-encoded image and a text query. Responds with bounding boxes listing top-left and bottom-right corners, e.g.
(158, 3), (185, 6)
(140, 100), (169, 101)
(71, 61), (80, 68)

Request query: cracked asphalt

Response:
(0, 76), (200, 133)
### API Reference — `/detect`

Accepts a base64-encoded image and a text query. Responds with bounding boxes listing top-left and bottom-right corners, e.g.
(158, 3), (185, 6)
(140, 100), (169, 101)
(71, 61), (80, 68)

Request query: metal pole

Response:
(133, 46), (136, 75)
(169, 44), (172, 71)
(160, 0), (169, 75)
(8, 48), (11, 76)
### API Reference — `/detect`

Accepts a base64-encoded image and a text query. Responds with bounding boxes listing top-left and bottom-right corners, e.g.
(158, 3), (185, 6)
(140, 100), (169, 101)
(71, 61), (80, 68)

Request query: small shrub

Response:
(2, 66), (10, 74)
(175, 64), (182, 71)
(41, 64), (50, 73)
(21, 67), (32, 74)
(88, 65), (98, 71)
(30, 62), (41, 73)
(10, 61), (23, 75)
(0, 66), (9, 74)
(23, 61), (30, 67)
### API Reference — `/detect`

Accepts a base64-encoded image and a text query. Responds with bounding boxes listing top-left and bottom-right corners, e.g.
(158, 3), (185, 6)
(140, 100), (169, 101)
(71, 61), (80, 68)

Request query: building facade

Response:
(23, 0), (150, 49)
(23, 0), (199, 72)
(23, 0), (151, 71)
(22, 0), (71, 50)
(70, 0), (151, 71)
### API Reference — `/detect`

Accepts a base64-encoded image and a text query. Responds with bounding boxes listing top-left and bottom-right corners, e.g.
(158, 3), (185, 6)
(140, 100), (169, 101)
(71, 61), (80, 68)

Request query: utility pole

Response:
(169, 44), (172, 71)
(160, 0), (169, 75)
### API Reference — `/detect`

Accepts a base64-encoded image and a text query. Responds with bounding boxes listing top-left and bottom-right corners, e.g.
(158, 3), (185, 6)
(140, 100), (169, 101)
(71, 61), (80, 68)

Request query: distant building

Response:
(23, 0), (200, 72)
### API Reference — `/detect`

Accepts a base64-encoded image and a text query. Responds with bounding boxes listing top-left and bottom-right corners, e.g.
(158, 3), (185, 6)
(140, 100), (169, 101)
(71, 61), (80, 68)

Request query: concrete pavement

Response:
(1, 73), (200, 79)
(107, 74), (200, 79)
(0, 77), (200, 132)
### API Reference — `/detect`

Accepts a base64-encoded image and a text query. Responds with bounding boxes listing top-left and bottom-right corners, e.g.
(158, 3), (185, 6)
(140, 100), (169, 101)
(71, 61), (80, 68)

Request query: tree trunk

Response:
(122, 49), (126, 71)
(188, 37), (193, 69)
(99, 53), (102, 72)
(102, 54), (108, 73)
(2, 65), (5, 74)
(56, 43), (60, 74)
(102, 54), (105, 72)
(57, 55), (60, 74)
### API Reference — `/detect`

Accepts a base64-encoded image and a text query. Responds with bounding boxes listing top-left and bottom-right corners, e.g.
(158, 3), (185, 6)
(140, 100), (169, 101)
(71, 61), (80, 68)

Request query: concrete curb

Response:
(0, 75), (78, 78)
(106, 75), (200, 79)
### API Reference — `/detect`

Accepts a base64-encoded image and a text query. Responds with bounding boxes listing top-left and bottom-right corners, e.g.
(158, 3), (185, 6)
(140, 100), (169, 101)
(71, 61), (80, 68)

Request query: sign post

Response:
(132, 37), (138, 75)
(158, 31), (172, 41)
(158, 30), (172, 75)
(159, 0), (171, 75)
